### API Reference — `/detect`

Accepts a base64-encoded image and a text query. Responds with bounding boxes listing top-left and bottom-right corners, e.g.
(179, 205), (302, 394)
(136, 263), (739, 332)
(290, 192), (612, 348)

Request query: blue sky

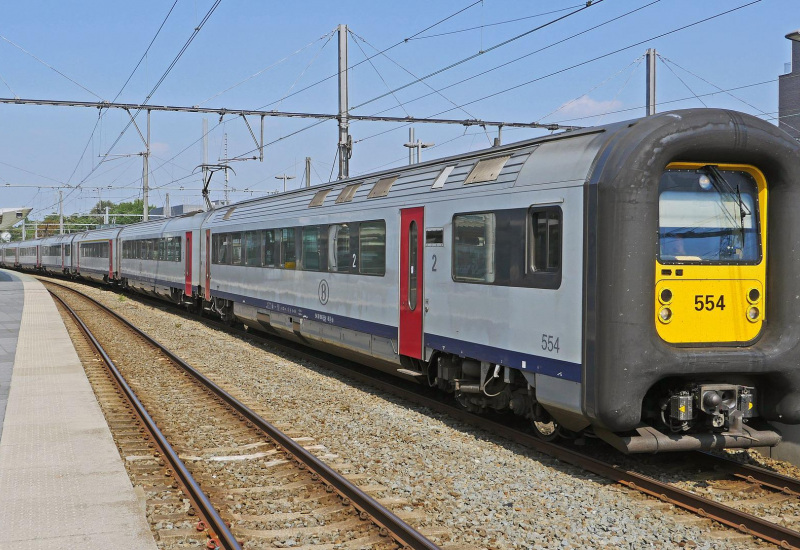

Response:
(0, 0), (795, 217)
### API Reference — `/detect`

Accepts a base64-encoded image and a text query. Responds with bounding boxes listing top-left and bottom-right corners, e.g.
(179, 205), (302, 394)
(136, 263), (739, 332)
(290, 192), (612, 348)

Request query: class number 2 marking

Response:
(694, 294), (726, 311)
(431, 254), (437, 272)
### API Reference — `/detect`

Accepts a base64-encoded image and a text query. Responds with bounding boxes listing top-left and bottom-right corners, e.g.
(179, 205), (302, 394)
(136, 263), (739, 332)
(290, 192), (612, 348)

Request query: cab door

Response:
(399, 207), (424, 358)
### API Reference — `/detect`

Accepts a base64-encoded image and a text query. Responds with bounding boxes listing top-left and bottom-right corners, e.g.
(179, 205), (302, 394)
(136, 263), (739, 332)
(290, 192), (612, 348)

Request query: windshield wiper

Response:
(699, 165), (751, 247)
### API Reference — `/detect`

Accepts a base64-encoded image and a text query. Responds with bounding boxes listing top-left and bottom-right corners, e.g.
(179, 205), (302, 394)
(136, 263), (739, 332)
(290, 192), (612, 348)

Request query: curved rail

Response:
(45, 280), (439, 550)
(42, 276), (800, 548)
(186, 299), (800, 549)
(49, 290), (241, 550)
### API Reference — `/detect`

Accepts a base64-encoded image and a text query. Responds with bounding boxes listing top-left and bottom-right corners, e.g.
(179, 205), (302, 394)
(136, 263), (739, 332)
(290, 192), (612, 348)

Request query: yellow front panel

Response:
(655, 279), (763, 344)
(655, 163), (767, 345)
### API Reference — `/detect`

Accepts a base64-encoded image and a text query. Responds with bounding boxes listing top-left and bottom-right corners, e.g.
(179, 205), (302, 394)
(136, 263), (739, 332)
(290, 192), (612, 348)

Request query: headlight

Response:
(659, 288), (673, 304)
(747, 306), (760, 322)
(659, 307), (672, 323)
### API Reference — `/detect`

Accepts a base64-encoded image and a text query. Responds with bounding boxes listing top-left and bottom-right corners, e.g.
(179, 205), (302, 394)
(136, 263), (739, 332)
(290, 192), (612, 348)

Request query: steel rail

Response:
(44, 280), (439, 550)
(40, 276), (800, 548)
(192, 312), (800, 549)
(48, 289), (241, 550)
(693, 451), (800, 496)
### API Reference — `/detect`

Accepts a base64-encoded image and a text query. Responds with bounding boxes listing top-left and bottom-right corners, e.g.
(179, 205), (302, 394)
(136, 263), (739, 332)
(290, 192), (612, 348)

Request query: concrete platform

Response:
(0, 270), (157, 550)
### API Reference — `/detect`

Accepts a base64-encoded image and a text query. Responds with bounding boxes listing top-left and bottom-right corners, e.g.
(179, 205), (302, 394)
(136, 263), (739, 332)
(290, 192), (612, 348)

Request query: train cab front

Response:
(595, 159), (786, 453)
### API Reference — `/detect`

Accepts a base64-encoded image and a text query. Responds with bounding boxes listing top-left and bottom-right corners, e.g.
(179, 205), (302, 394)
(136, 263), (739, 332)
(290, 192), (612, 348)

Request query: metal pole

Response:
(646, 48), (656, 116)
(143, 110), (151, 221)
(223, 133), (229, 204)
(164, 194), (170, 218)
(305, 157), (311, 187)
(337, 24), (350, 179)
(259, 115), (265, 162)
(202, 118), (208, 207)
(409, 128), (415, 164)
(22, 217), (25, 240)
(59, 190), (64, 235)
(104, 206), (109, 225)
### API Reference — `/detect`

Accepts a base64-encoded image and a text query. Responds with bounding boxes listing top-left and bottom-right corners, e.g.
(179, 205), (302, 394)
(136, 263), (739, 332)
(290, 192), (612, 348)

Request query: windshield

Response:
(658, 169), (760, 263)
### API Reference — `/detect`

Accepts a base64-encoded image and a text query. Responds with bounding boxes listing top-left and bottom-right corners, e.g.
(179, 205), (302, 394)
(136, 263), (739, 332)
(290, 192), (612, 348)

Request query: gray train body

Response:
(4, 109), (799, 453)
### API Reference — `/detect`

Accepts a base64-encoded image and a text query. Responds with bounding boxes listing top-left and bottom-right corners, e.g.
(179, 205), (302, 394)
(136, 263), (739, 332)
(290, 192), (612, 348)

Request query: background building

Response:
(779, 32), (800, 139)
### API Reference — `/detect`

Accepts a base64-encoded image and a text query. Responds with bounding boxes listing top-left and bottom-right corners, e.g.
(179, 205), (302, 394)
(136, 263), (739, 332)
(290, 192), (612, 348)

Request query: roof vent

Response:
(335, 182), (361, 203)
(367, 176), (397, 199)
(464, 155), (511, 185)
(309, 189), (332, 207)
(222, 206), (236, 220)
(432, 166), (455, 189)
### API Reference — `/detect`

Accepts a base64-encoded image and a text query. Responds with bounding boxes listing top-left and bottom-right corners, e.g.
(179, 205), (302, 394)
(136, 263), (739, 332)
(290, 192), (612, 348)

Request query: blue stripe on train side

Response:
(425, 333), (582, 383)
(210, 289), (580, 382)
(211, 289), (398, 340)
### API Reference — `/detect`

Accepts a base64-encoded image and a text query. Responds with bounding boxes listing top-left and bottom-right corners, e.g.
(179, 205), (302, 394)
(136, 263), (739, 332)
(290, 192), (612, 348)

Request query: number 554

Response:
(541, 334), (560, 353)
(694, 294), (726, 311)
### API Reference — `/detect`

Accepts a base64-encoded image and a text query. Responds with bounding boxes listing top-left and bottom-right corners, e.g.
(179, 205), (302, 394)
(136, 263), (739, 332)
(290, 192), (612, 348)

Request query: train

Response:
(3, 108), (799, 453)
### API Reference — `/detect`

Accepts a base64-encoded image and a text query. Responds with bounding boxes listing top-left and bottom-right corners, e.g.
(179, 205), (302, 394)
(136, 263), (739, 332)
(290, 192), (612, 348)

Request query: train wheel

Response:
(532, 418), (560, 441)
(531, 405), (559, 441)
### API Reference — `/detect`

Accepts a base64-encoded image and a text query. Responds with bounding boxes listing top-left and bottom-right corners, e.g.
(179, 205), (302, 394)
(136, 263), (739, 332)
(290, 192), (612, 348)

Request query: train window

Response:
(280, 228), (296, 269)
(464, 156), (511, 185)
(359, 221), (386, 275)
(301, 226), (325, 271)
(231, 233), (243, 266)
(263, 230), (276, 267)
(453, 213), (496, 283)
(213, 234), (231, 265)
(245, 231), (262, 267)
(335, 183), (361, 203)
(328, 224), (351, 272)
(64, 245), (70, 257)
(529, 208), (562, 272)
(425, 228), (444, 246)
(658, 169), (760, 264)
(409, 221), (418, 310)
(367, 176), (397, 199)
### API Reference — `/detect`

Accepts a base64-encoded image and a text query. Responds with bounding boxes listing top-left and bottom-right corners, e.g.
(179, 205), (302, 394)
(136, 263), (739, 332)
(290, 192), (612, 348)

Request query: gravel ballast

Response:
(52, 279), (780, 549)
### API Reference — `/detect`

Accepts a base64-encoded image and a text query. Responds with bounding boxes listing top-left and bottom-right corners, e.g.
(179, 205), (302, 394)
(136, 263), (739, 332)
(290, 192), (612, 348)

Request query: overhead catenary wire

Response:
(349, 29), (479, 120)
(350, 32), (411, 117)
(355, 1), (660, 127)
(538, 55), (645, 122)
(0, 34), (104, 100)
(656, 54), (800, 135)
(348, 0), (606, 113)
(39, 0), (224, 217)
(408, 4), (589, 41)
(275, 31), (336, 111)
(353, 0), (763, 148)
(659, 56), (708, 108)
(198, 29), (336, 107)
(253, 0), (486, 111)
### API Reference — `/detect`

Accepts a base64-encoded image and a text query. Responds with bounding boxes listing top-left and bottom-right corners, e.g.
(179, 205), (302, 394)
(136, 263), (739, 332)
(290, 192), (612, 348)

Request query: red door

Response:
(399, 207), (424, 358)
(184, 231), (193, 296)
(108, 239), (114, 279)
(204, 229), (211, 300)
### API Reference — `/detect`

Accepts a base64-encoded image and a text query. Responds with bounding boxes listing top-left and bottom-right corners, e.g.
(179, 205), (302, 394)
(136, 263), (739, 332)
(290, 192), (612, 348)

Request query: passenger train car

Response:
(3, 108), (799, 453)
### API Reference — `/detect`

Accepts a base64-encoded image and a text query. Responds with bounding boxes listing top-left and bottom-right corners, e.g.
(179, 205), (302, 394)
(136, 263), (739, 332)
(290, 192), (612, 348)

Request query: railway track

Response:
(40, 276), (800, 548)
(44, 280), (439, 550)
